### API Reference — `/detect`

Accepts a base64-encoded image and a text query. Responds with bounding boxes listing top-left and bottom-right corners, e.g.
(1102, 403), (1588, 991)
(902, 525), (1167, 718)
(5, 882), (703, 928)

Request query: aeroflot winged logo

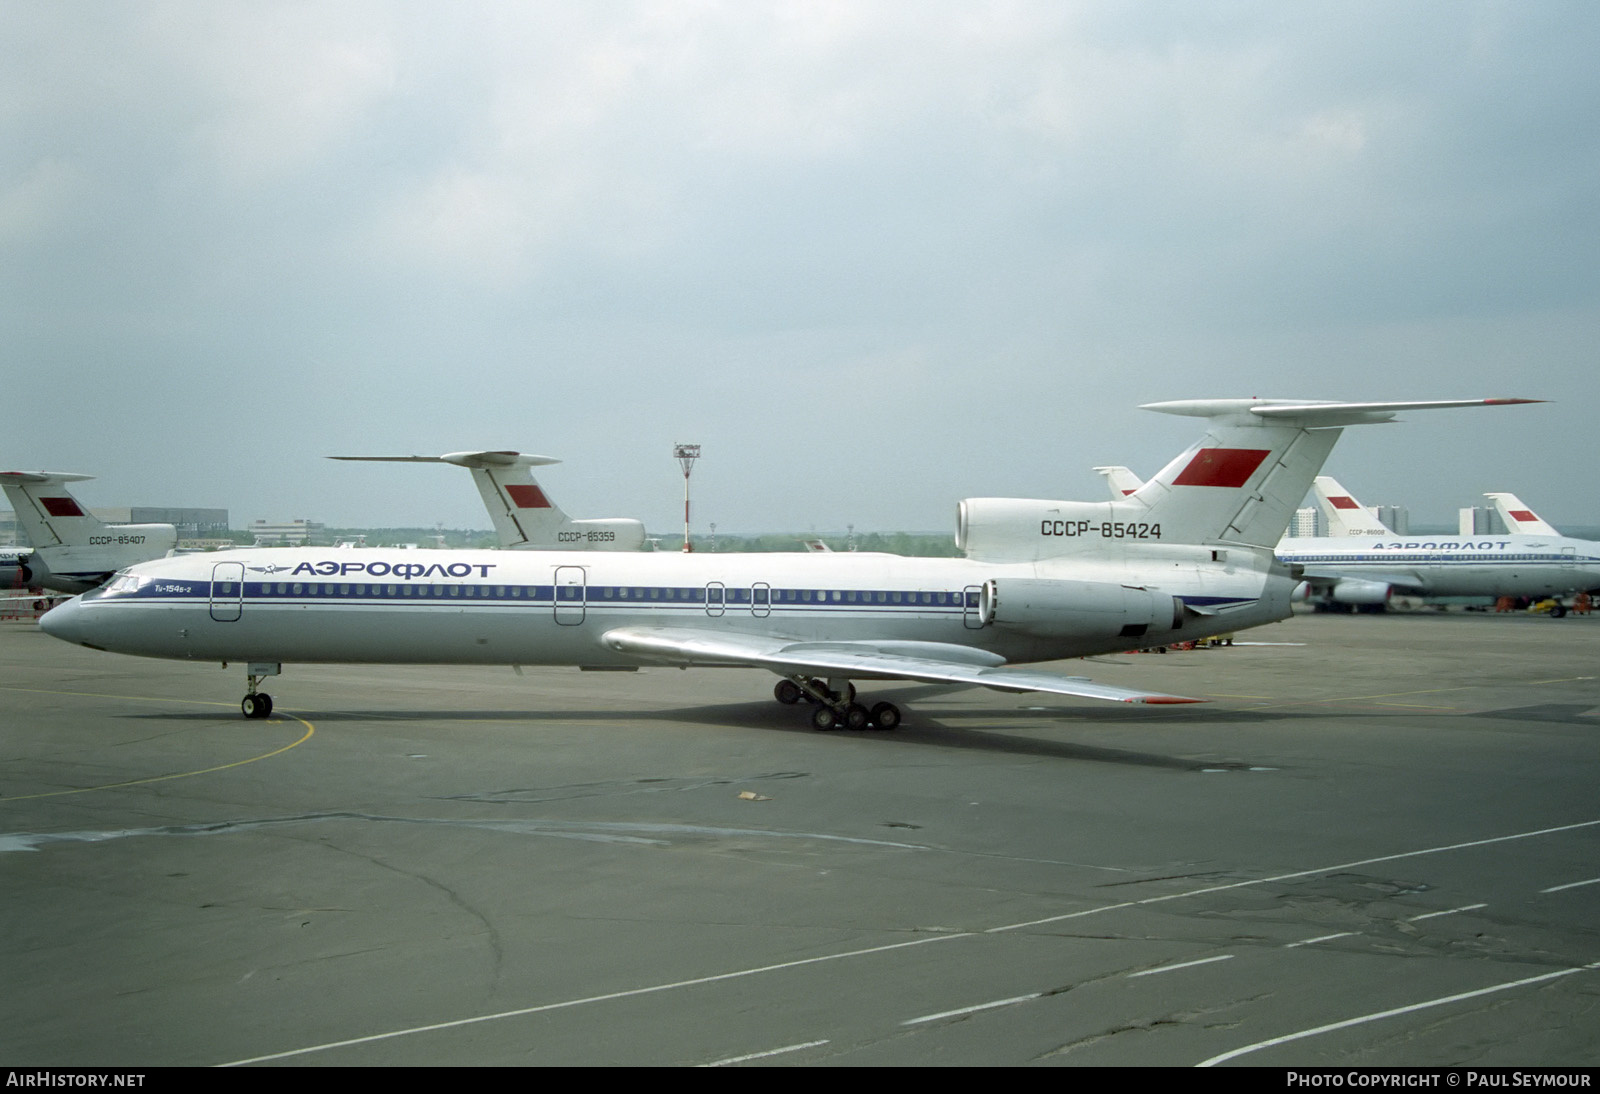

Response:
(1171, 448), (1271, 488)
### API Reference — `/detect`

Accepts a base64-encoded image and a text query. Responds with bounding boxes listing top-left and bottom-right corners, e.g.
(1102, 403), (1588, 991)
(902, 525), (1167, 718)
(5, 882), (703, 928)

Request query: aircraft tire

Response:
(241, 693), (273, 719)
(870, 702), (902, 731)
(774, 680), (803, 705)
(844, 704), (870, 731)
(811, 706), (840, 731)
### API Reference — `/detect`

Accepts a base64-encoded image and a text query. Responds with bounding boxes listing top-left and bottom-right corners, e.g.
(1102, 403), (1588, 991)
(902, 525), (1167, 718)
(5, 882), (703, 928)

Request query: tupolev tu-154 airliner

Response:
(40, 397), (1535, 729)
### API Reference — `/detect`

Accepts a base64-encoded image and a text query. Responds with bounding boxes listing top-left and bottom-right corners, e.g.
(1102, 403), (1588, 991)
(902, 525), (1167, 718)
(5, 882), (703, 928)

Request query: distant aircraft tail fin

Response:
(958, 399), (1539, 562)
(0, 471), (179, 589)
(1484, 492), (1559, 536)
(1312, 475), (1394, 536)
(1093, 466), (1144, 499)
(0, 471), (100, 548)
(329, 451), (648, 551)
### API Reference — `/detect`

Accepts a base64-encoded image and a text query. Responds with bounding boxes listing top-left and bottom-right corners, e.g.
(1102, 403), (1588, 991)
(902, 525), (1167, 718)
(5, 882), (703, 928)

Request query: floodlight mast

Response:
(673, 443), (700, 553)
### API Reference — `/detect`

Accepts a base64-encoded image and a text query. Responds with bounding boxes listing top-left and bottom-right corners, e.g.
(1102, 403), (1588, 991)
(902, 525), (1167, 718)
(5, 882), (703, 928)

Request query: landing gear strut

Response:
(778, 675), (901, 732)
(241, 662), (280, 720)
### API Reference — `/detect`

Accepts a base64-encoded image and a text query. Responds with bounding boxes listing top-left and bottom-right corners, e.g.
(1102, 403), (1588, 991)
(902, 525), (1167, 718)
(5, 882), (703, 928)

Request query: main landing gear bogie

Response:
(778, 677), (900, 732)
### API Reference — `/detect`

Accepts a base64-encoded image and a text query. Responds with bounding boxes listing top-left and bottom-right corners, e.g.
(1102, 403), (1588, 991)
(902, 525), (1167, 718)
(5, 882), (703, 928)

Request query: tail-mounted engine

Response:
(988, 577), (1184, 641)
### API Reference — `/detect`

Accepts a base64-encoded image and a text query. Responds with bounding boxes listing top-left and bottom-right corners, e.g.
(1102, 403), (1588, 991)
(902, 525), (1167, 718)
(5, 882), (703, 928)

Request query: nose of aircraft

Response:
(38, 596), (87, 644)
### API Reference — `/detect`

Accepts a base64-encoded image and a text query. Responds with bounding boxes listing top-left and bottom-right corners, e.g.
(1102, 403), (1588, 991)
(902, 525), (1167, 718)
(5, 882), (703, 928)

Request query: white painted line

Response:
(902, 992), (1042, 1025)
(220, 815), (1600, 1065)
(1542, 877), (1600, 894)
(701, 1040), (829, 1067)
(216, 933), (969, 1066)
(1406, 903), (1487, 922)
(1198, 961), (1600, 1067)
(1284, 932), (1357, 948)
(990, 817), (1600, 934)
(1129, 954), (1233, 978)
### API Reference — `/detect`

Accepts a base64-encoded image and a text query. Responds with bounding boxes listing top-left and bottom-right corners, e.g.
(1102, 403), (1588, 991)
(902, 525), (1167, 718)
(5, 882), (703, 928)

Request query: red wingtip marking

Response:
(504, 484), (552, 509)
(1484, 398), (1543, 405)
(1140, 696), (1208, 705)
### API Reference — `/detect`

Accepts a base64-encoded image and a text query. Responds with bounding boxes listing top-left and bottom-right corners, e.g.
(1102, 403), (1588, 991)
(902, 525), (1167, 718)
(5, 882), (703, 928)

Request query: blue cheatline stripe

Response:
(109, 582), (990, 609)
(102, 580), (1260, 614)
(1279, 553), (1596, 565)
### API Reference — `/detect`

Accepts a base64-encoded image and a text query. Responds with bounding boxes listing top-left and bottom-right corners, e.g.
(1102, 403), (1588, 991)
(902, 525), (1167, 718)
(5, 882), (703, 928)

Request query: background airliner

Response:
(1, 471), (178, 593)
(41, 398), (1535, 727)
(1280, 479), (1600, 612)
(1106, 465), (1600, 611)
(329, 450), (646, 551)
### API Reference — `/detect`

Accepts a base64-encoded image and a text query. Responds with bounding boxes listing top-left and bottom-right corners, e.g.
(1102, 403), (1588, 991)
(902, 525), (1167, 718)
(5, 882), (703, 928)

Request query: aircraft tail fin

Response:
(1484, 492), (1559, 536)
(1312, 475), (1394, 536)
(0, 471), (100, 548)
(1093, 466), (1144, 499)
(330, 451), (648, 551)
(1123, 400), (1536, 548)
(959, 399), (1539, 561)
(0, 471), (179, 588)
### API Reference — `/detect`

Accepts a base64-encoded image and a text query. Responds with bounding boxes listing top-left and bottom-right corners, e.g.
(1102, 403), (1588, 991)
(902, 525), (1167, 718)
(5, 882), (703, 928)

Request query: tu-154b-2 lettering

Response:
(40, 398), (1535, 729)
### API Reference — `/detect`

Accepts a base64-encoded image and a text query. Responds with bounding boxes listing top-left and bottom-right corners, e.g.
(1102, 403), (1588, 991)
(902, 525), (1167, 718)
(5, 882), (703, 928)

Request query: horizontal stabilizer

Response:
(330, 451), (562, 469)
(1144, 397), (1542, 427)
(0, 471), (97, 485)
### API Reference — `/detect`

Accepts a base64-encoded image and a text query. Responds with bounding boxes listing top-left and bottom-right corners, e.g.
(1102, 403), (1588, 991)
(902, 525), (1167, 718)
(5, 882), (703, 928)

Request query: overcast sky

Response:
(4, 1), (1596, 536)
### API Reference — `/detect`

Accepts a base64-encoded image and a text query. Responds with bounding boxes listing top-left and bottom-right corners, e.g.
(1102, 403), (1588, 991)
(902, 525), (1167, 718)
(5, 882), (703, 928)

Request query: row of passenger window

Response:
(226, 582), (978, 606)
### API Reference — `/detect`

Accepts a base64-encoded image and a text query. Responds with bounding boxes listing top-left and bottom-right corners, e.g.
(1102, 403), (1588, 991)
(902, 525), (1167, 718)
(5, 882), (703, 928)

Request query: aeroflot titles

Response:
(1283, 541), (1517, 552)
(278, 560), (499, 579)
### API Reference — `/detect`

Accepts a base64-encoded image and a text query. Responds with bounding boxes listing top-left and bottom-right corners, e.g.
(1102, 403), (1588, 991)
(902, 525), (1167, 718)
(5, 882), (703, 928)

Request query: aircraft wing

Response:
(1298, 568), (1429, 593)
(600, 626), (1203, 705)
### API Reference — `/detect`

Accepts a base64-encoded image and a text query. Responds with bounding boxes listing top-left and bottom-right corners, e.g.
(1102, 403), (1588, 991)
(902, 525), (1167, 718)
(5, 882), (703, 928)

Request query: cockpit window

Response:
(89, 570), (150, 599)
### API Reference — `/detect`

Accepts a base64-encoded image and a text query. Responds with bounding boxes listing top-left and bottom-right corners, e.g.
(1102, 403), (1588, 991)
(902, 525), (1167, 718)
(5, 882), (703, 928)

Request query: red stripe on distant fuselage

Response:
(1171, 449), (1270, 488)
(505, 484), (552, 509)
(41, 497), (85, 517)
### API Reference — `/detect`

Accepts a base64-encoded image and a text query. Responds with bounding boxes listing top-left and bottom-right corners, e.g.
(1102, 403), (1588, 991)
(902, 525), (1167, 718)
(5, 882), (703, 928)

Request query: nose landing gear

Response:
(240, 662), (281, 720)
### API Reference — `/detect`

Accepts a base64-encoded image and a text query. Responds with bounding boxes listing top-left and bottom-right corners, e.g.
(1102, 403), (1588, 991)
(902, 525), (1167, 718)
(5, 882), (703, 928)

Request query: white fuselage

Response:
(43, 544), (1290, 669)
(1277, 533), (1600, 599)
